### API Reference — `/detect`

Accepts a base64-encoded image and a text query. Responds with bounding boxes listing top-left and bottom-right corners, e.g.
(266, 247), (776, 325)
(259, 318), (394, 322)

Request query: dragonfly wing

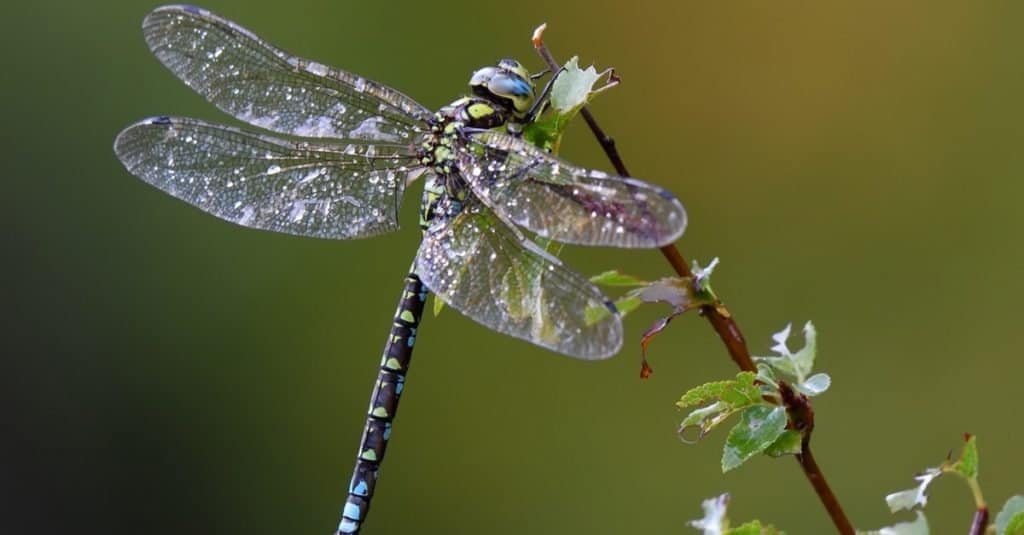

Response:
(459, 130), (687, 248)
(415, 199), (623, 359)
(142, 5), (431, 141)
(115, 116), (421, 239)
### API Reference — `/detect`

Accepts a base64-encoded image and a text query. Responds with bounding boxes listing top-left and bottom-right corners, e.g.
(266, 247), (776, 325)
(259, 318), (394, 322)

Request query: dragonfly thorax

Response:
(418, 96), (509, 175)
(416, 59), (535, 177)
(417, 97), (504, 231)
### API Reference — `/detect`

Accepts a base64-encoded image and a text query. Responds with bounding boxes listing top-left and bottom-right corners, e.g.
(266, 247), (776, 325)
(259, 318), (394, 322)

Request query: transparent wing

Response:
(416, 198), (623, 359)
(114, 116), (423, 239)
(142, 5), (431, 141)
(458, 130), (687, 248)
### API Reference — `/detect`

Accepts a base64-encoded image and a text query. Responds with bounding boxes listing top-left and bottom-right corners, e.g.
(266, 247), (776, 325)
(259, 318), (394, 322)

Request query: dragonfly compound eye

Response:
(469, 63), (535, 116)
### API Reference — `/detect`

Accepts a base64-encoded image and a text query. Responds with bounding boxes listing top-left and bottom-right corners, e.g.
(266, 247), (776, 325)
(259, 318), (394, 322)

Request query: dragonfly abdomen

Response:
(339, 272), (427, 535)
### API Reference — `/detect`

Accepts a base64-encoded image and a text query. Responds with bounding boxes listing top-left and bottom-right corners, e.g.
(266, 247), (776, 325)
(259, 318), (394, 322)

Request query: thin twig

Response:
(533, 25), (854, 534)
(779, 382), (856, 535)
(532, 27), (755, 374)
(970, 507), (990, 535)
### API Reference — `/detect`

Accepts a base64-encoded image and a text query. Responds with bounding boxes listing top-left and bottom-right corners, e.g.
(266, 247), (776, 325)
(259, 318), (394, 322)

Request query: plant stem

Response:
(797, 445), (855, 534)
(531, 29), (755, 374)
(962, 463), (987, 535)
(969, 506), (989, 535)
(779, 382), (855, 535)
(532, 25), (854, 534)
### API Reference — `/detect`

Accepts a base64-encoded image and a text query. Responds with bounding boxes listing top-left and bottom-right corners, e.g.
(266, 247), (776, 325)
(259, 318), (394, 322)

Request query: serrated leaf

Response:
(791, 322), (817, 378)
(861, 511), (930, 535)
(722, 406), (788, 472)
(795, 373), (831, 396)
(719, 372), (762, 407)
(885, 468), (943, 512)
(952, 435), (979, 480)
(996, 496), (1024, 535)
(677, 372), (759, 409)
(764, 430), (803, 457)
(590, 270), (649, 287)
(521, 57), (615, 152)
(549, 56), (607, 113)
(678, 381), (732, 409)
(678, 401), (729, 439)
(754, 321), (817, 382)
(688, 493), (729, 535)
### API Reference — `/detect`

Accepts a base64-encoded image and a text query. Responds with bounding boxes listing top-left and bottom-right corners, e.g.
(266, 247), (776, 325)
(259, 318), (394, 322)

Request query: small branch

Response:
(969, 506), (989, 535)
(779, 383), (855, 534)
(961, 450), (988, 535)
(798, 446), (855, 535)
(533, 25), (852, 534)
(533, 26), (755, 374)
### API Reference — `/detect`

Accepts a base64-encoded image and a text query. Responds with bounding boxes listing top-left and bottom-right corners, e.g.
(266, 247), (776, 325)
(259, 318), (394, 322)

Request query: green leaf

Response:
(692, 257), (721, 298)
(688, 493), (729, 534)
(885, 468), (943, 512)
(548, 56), (608, 113)
(520, 116), (561, 152)
(995, 496), (1024, 535)
(521, 57), (615, 152)
(677, 381), (731, 409)
(679, 402), (736, 442)
(719, 372), (762, 407)
(764, 430), (802, 457)
(590, 270), (649, 287)
(678, 373), (765, 441)
(753, 322), (817, 383)
(1005, 512), (1024, 535)
(795, 373), (831, 397)
(585, 293), (644, 324)
(728, 520), (784, 535)
(613, 295), (643, 316)
(952, 435), (979, 480)
(677, 372), (759, 409)
(861, 511), (930, 535)
(721, 406), (788, 472)
(755, 363), (778, 386)
(727, 524), (759, 535)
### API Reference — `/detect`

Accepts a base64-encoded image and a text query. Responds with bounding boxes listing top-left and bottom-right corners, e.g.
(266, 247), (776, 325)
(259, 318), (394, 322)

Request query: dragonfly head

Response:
(469, 59), (535, 118)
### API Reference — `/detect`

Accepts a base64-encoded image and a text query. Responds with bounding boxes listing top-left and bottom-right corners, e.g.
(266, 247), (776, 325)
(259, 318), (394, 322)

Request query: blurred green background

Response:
(5, 1), (1023, 533)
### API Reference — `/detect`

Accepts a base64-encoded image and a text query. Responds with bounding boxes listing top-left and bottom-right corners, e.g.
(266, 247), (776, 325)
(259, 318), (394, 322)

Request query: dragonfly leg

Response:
(520, 66), (566, 126)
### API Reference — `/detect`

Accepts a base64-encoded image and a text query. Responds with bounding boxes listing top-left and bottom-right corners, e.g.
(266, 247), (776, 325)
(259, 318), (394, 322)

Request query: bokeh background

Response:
(5, 1), (1023, 533)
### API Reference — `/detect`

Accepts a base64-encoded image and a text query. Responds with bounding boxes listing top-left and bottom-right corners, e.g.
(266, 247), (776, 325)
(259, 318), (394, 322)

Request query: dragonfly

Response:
(113, 5), (687, 533)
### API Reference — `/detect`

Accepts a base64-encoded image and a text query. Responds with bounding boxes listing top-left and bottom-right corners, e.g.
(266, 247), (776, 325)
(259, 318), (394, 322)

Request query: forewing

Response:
(142, 5), (431, 141)
(459, 130), (687, 248)
(416, 199), (623, 359)
(114, 116), (421, 239)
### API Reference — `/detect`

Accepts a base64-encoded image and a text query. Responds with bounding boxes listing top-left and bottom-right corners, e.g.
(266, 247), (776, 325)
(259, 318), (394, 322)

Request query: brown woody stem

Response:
(532, 25), (854, 534)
